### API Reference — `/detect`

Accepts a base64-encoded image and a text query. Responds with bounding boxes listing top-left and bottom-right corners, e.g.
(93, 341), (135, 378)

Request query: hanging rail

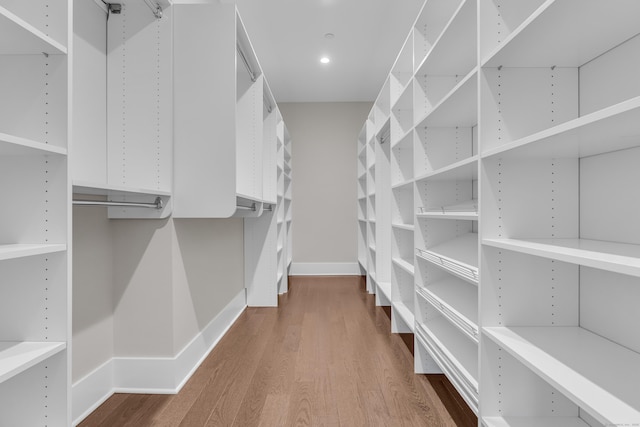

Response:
(236, 203), (257, 212)
(73, 197), (163, 210)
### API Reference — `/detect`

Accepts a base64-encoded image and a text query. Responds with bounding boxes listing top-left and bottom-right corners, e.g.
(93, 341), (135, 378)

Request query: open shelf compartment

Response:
(484, 326), (640, 426)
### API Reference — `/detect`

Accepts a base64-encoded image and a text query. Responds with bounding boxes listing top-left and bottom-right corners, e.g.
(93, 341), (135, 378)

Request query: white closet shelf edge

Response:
(0, 342), (66, 384)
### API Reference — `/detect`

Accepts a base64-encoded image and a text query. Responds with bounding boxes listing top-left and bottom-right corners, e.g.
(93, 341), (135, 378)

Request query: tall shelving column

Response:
(276, 110), (288, 294)
(245, 83), (278, 306)
(389, 32), (416, 334)
(411, 0), (479, 414)
(174, 3), (290, 306)
(357, 125), (368, 274)
(479, 1), (640, 425)
(365, 109), (379, 297)
(0, 0), (71, 424)
(174, 3), (265, 218)
(373, 78), (393, 305)
(283, 123), (293, 274)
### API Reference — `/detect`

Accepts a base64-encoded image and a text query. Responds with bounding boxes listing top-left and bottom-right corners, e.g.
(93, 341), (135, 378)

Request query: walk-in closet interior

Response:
(1, 0), (639, 425)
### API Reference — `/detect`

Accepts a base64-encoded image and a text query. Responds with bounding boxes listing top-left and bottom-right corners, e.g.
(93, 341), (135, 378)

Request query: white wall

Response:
(72, 206), (114, 383)
(171, 219), (244, 354)
(279, 102), (371, 275)
(72, 213), (245, 378)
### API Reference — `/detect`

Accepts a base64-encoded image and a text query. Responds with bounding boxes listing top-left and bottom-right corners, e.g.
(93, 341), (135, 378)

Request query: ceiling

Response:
(234, 0), (424, 103)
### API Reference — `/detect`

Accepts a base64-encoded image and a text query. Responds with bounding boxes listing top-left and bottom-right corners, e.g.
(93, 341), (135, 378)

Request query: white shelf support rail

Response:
(416, 248), (479, 284)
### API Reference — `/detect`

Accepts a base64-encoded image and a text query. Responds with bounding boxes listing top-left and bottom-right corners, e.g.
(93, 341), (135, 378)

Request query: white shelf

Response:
(392, 300), (415, 332)
(483, 238), (640, 278)
(0, 244), (67, 262)
(483, 417), (589, 427)
(392, 257), (414, 276)
(0, 133), (67, 157)
(391, 179), (413, 190)
(377, 280), (392, 302)
(0, 6), (67, 55)
(482, 96), (640, 160)
(0, 341), (66, 384)
(416, 320), (478, 408)
(416, 0), (476, 75)
(484, 326), (640, 426)
(392, 223), (414, 232)
(417, 199), (478, 220)
(417, 277), (478, 342)
(416, 68), (478, 128)
(417, 233), (479, 284)
(415, 155), (478, 182)
(73, 181), (171, 197)
(482, 0), (640, 67)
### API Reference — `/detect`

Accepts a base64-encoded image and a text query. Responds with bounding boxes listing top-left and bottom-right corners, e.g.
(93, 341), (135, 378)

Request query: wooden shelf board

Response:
(416, 68), (478, 128)
(483, 417), (589, 427)
(482, 96), (640, 160)
(416, 0), (476, 76)
(423, 233), (479, 270)
(0, 7), (67, 55)
(417, 200), (477, 220)
(392, 223), (414, 232)
(484, 326), (640, 425)
(0, 244), (66, 262)
(377, 280), (392, 302)
(483, 238), (640, 278)
(0, 133), (67, 156)
(0, 341), (66, 384)
(391, 179), (414, 190)
(415, 155), (478, 182)
(392, 257), (415, 276)
(392, 300), (415, 332)
(73, 181), (171, 198)
(482, 0), (640, 68)
(417, 318), (478, 393)
(417, 277), (478, 341)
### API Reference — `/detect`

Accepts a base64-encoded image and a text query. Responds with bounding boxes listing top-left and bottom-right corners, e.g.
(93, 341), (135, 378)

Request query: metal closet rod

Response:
(263, 97), (273, 114)
(237, 44), (257, 82)
(236, 203), (257, 211)
(73, 197), (163, 210)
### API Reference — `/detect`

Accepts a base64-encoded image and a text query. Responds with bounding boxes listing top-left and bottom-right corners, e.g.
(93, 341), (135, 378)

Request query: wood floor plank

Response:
(79, 276), (474, 427)
(256, 394), (290, 427)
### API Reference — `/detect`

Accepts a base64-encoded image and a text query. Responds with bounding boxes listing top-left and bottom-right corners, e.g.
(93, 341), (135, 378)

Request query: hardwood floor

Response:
(79, 276), (475, 426)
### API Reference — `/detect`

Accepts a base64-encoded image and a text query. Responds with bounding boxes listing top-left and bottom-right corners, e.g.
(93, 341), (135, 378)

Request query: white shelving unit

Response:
(173, 3), (291, 307)
(411, 2), (479, 407)
(361, 2), (640, 421)
(174, 3), (266, 218)
(357, 125), (368, 272)
(0, 0), (71, 424)
(389, 43), (416, 332)
(72, 0), (173, 219)
(479, 1), (640, 426)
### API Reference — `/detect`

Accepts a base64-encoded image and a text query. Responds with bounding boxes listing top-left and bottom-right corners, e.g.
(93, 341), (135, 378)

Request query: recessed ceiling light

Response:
(324, 33), (335, 39)
(320, 57), (330, 64)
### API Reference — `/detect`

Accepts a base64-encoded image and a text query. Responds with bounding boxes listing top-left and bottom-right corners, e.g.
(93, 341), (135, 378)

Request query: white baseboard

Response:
(72, 359), (114, 426)
(72, 288), (246, 425)
(289, 262), (361, 276)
